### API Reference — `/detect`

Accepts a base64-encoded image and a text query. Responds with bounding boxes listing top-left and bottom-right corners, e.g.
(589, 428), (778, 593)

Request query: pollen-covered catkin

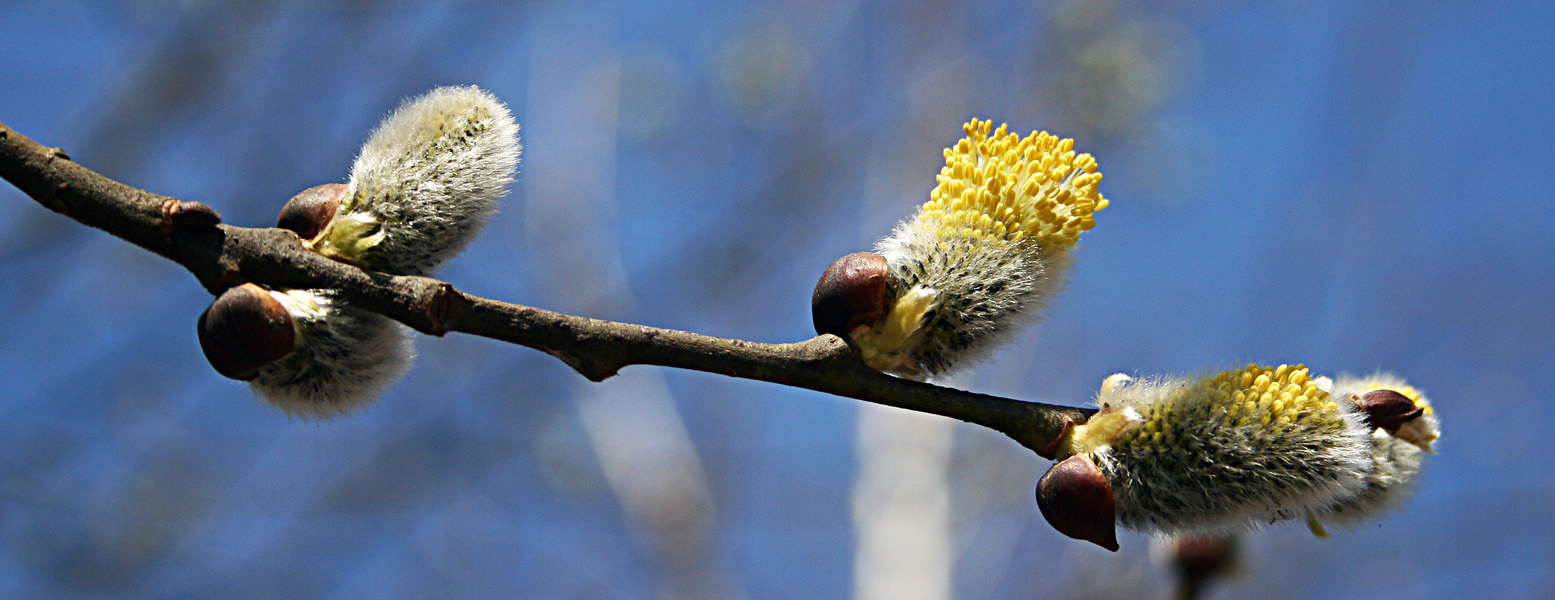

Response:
(1063, 364), (1374, 535)
(849, 119), (1107, 378)
(315, 85), (521, 275)
(1312, 374), (1439, 528)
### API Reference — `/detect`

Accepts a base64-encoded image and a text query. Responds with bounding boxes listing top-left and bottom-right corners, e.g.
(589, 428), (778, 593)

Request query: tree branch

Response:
(0, 119), (1094, 458)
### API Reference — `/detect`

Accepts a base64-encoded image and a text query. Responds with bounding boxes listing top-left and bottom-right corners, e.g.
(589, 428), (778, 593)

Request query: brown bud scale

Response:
(277, 183), (348, 242)
(1037, 454), (1120, 551)
(198, 283), (297, 381)
(1354, 389), (1424, 433)
(812, 251), (889, 338)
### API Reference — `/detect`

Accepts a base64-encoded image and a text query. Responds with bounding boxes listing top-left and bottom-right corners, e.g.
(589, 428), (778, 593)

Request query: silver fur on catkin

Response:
(227, 86), (520, 418)
(248, 289), (412, 418)
(315, 85), (521, 276)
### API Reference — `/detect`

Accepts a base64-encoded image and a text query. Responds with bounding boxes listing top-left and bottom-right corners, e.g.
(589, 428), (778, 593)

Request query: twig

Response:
(0, 119), (1094, 458)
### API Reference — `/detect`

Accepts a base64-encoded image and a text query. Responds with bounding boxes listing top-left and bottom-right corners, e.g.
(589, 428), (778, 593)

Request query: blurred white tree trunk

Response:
(526, 10), (739, 598)
(853, 406), (955, 600)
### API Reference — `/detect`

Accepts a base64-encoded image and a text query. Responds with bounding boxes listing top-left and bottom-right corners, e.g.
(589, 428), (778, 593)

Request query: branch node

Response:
(218, 262), (243, 288)
(425, 282), (456, 336)
(811, 334), (863, 366)
(48, 147), (70, 162)
(160, 199), (223, 233)
(1037, 418), (1076, 460)
(47, 181), (71, 215)
(564, 356), (620, 382)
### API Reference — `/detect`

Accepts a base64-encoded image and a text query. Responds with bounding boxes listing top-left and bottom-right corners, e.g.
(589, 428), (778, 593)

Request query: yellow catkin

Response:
(1085, 365), (1349, 462)
(920, 119), (1108, 253)
(1218, 364), (1347, 431)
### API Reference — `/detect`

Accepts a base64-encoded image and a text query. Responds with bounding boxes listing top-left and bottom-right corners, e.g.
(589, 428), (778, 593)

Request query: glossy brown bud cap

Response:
(812, 251), (889, 338)
(1354, 389), (1425, 433)
(1037, 454), (1119, 552)
(277, 183), (347, 242)
(198, 283), (297, 381)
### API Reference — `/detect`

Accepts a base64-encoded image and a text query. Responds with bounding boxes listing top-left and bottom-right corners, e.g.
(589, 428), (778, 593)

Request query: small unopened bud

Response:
(198, 283), (297, 381)
(1037, 454), (1119, 551)
(160, 199), (222, 231)
(1168, 535), (1237, 581)
(1157, 534), (1239, 600)
(812, 251), (889, 338)
(277, 183), (347, 242)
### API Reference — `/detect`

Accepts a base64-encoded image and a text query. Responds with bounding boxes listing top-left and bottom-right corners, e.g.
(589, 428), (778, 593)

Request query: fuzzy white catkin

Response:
(1313, 374), (1439, 527)
(320, 85), (521, 276)
(249, 289), (412, 418)
(249, 86), (520, 417)
(1069, 364), (1375, 535)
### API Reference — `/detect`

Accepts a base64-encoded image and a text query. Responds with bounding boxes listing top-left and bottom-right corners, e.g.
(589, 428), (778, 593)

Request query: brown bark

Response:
(0, 119), (1093, 458)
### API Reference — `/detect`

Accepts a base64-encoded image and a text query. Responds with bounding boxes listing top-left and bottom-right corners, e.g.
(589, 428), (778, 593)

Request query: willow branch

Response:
(0, 119), (1094, 458)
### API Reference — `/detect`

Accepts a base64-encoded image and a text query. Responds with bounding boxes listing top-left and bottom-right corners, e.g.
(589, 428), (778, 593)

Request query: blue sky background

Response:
(1, 1), (1552, 598)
